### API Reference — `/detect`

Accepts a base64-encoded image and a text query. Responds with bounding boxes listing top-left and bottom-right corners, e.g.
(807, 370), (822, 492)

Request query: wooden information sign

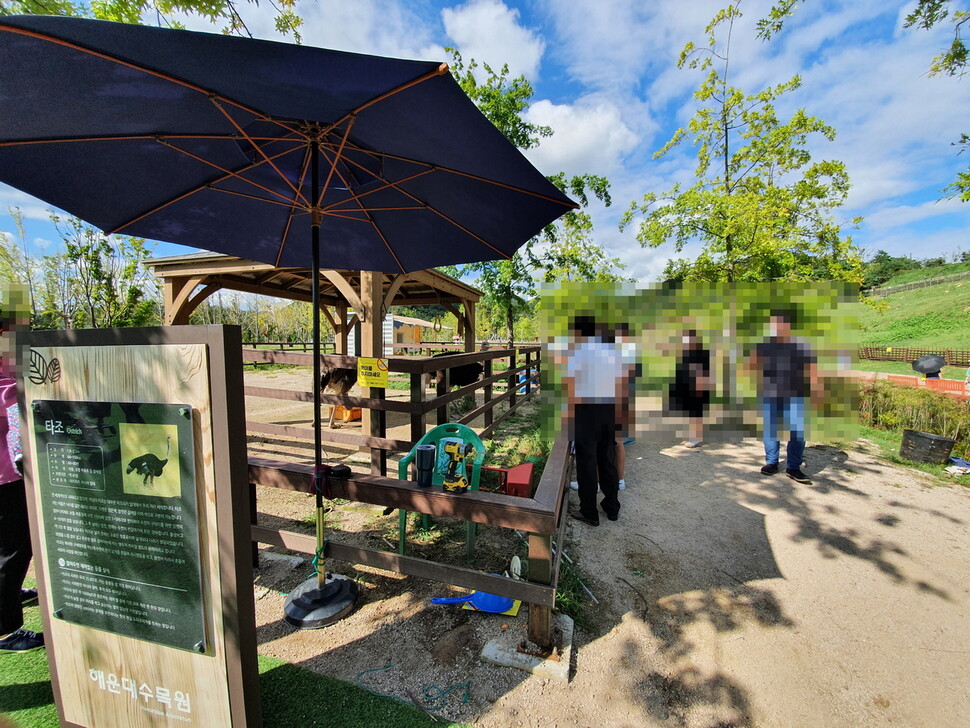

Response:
(19, 326), (259, 728)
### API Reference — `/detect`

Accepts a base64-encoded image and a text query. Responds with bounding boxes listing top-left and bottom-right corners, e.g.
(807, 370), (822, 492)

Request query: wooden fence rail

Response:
(242, 347), (542, 473)
(868, 269), (970, 297)
(858, 347), (970, 368)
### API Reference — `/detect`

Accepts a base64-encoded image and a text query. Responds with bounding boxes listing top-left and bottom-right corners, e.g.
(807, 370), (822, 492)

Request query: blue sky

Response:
(2, 0), (969, 282)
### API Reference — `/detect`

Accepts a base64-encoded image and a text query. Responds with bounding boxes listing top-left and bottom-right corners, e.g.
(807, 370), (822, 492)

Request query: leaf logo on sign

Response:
(28, 349), (62, 385)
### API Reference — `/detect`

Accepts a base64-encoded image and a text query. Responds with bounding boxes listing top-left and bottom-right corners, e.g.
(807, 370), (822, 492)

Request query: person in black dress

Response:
(668, 329), (711, 448)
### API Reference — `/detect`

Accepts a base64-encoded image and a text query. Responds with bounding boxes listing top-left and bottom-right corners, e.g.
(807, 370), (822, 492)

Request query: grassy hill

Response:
(858, 277), (970, 350)
(880, 260), (970, 288)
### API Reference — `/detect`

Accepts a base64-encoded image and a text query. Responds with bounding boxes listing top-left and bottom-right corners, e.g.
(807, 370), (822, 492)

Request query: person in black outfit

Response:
(667, 329), (711, 448)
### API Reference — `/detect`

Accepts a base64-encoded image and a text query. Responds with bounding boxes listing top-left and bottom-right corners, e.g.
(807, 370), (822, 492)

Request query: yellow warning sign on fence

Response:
(357, 357), (389, 388)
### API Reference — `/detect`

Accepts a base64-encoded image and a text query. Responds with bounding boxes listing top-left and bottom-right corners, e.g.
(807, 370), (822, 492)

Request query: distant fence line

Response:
(858, 346), (970, 368)
(868, 269), (970, 297)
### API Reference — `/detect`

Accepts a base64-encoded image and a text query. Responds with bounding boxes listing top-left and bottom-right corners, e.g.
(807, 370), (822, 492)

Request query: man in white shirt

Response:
(562, 316), (633, 525)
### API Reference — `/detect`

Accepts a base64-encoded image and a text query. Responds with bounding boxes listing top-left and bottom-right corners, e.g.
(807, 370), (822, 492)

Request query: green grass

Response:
(856, 277), (970, 349)
(844, 426), (965, 485)
(853, 360), (943, 376)
(1, 579), (467, 728)
(880, 260), (970, 288)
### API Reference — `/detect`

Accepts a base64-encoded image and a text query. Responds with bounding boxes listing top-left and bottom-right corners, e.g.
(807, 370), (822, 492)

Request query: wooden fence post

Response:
(483, 359), (493, 430)
(410, 372), (424, 445)
(527, 532), (554, 649)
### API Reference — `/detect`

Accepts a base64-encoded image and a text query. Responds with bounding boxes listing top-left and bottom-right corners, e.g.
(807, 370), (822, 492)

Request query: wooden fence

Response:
(242, 341), (335, 355)
(242, 346), (541, 476)
(247, 432), (569, 648)
(868, 269), (970, 298)
(858, 347), (970, 368)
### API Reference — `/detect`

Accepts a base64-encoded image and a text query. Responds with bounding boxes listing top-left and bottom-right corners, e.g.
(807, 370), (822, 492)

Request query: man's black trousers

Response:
(573, 403), (620, 521)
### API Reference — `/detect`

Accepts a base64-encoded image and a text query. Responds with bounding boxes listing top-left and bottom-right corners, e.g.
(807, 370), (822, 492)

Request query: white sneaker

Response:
(569, 481), (579, 491)
(618, 479), (626, 491)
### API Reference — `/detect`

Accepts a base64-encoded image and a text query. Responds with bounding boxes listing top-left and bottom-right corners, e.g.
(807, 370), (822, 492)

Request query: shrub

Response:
(860, 379), (970, 455)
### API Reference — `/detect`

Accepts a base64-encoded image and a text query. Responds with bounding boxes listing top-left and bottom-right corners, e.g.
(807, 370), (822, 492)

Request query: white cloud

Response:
(297, 1), (437, 60)
(441, 0), (545, 79)
(167, 0), (438, 60)
(523, 96), (640, 177)
(863, 197), (964, 231)
(0, 184), (55, 222)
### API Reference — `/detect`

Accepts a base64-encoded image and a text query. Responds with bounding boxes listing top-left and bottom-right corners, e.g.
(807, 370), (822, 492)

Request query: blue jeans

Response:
(762, 397), (806, 470)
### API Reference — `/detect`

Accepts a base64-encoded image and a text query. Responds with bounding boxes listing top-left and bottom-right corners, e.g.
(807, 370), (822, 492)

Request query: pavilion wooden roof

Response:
(144, 251), (482, 311)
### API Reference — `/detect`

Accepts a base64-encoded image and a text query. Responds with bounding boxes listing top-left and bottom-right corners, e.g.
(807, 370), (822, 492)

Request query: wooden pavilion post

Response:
(335, 301), (348, 354)
(360, 270), (387, 476)
(462, 298), (476, 352)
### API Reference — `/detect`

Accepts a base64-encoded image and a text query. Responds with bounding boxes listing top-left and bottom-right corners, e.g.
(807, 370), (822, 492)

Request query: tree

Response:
(446, 50), (623, 345)
(621, 1), (863, 285)
(0, 207), (39, 318)
(0, 1), (303, 40)
(861, 250), (922, 289)
(49, 214), (158, 328)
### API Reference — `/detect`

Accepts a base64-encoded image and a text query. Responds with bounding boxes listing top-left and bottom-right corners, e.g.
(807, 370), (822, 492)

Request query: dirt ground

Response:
(246, 369), (970, 728)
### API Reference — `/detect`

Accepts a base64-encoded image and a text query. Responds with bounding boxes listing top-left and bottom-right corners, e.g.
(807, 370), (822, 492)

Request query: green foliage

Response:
(391, 304), (448, 322)
(860, 378), (970, 457)
(622, 1), (864, 285)
(464, 254), (534, 346)
(40, 213), (159, 328)
(904, 0), (970, 77)
(4, 210), (162, 329)
(0, 207), (39, 316)
(447, 48), (551, 150)
(445, 50), (624, 342)
(0, 1), (304, 42)
(190, 296), (323, 343)
(863, 249), (925, 289)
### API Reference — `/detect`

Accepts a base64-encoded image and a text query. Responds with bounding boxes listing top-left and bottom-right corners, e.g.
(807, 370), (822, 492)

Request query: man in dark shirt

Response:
(748, 310), (819, 484)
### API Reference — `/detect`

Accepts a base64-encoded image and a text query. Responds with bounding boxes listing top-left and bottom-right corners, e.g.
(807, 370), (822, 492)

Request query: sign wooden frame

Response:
(18, 325), (259, 728)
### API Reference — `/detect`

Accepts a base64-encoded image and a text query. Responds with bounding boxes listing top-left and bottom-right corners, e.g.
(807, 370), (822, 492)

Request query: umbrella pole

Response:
(283, 137), (357, 629)
(311, 184), (326, 591)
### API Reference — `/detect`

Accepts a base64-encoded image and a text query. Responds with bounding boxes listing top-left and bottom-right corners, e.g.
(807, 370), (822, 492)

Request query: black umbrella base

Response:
(284, 573), (358, 629)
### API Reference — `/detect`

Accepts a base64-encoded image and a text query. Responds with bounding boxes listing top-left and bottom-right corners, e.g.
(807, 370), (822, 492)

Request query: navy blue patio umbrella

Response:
(0, 15), (577, 627)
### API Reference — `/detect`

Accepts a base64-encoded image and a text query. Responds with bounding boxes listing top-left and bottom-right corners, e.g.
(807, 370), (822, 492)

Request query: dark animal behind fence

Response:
(321, 365), (358, 428)
(424, 352), (484, 390)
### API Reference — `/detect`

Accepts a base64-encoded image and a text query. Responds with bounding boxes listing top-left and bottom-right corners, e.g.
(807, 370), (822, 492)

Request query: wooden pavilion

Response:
(144, 251), (483, 354)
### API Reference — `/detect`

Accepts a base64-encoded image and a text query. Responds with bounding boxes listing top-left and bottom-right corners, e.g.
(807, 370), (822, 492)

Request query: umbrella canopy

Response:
(912, 354), (945, 374)
(0, 15), (576, 272)
(0, 15), (579, 627)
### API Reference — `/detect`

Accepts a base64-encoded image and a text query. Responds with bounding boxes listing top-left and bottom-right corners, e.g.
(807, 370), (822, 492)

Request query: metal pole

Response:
(310, 140), (326, 589)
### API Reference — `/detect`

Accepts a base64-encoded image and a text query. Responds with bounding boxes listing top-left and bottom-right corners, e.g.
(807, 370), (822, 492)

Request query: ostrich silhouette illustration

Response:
(126, 434), (172, 488)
